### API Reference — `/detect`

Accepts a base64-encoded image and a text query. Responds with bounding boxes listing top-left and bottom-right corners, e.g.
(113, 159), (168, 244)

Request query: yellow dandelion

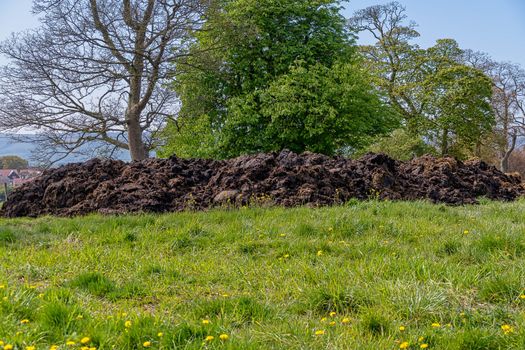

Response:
(418, 336), (425, 342)
(0, 341), (4, 346)
(520, 294), (525, 300)
(81, 337), (91, 344)
(400, 342), (409, 349)
(205, 335), (215, 342)
(89, 348), (97, 350)
(81, 347), (89, 350)
(143, 341), (151, 347)
(121, 312), (128, 317)
(26, 347), (36, 350)
(66, 340), (76, 346)
(125, 320), (132, 328)
(501, 324), (514, 334)
(279, 233), (286, 237)
(38, 293), (44, 298)
(21, 319), (30, 324)
(314, 330), (325, 336)
(329, 321), (336, 326)
(4, 345), (13, 350)
(50, 345), (59, 350)
(420, 344), (429, 349)
(320, 317), (327, 323)
(342, 317), (351, 324)
(329, 311), (336, 317)
(157, 332), (164, 337)
(202, 319), (210, 325)
(431, 322), (441, 328)
(0, 284), (4, 289)
(219, 334), (229, 341)
(317, 250), (323, 256)
(463, 230), (469, 234)
(399, 325), (405, 331)
(283, 254), (290, 259)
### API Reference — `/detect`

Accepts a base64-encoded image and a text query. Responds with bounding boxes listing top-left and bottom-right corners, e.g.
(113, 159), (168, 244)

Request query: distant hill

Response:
(0, 134), (130, 166)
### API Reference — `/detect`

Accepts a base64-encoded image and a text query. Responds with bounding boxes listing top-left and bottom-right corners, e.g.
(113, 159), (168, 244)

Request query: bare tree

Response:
(464, 51), (525, 172)
(0, 0), (208, 162)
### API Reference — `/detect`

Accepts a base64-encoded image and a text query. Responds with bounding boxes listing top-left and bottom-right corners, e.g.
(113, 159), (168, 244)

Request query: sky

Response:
(0, 0), (524, 67)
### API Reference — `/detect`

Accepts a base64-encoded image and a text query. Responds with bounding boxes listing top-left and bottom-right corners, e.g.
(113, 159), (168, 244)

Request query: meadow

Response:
(1, 200), (525, 349)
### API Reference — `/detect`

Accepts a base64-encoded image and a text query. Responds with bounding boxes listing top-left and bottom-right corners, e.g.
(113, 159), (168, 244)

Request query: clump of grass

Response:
(69, 272), (116, 297)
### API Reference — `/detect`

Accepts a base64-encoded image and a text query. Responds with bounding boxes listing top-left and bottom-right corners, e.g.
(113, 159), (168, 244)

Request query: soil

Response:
(2, 151), (524, 217)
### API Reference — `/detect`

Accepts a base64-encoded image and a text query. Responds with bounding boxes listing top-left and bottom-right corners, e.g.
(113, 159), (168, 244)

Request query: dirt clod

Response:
(2, 151), (523, 217)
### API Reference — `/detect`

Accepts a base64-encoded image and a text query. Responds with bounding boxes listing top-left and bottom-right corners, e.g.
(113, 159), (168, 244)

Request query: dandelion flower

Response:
(399, 326), (405, 331)
(400, 342), (409, 349)
(329, 321), (336, 326)
(219, 334), (229, 341)
(157, 332), (164, 337)
(81, 347), (89, 350)
(50, 345), (58, 350)
(317, 250), (323, 256)
(501, 324), (514, 334)
(314, 330), (325, 336)
(125, 320), (132, 328)
(342, 318), (350, 324)
(81, 337), (91, 344)
(202, 319), (210, 325)
(279, 233), (286, 237)
(320, 317), (327, 323)
(0, 341), (3, 346)
(4, 345), (13, 350)
(26, 347), (36, 350)
(205, 335), (215, 342)
(420, 344), (429, 349)
(418, 337), (425, 342)
(143, 341), (151, 347)
(89, 348), (97, 350)
(463, 230), (469, 234)
(21, 319), (30, 324)
(520, 294), (525, 300)
(431, 322), (441, 328)
(66, 341), (76, 346)
(329, 311), (336, 317)
(283, 254), (290, 258)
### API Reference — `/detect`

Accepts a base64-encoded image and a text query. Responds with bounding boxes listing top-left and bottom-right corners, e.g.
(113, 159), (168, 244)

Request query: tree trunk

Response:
(441, 128), (449, 156)
(500, 131), (517, 173)
(127, 108), (147, 161)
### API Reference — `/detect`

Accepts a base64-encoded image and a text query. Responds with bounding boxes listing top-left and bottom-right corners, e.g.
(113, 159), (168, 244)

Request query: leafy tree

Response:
(364, 129), (436, 161)
(161, 0), (396, 158)
(351, 2), (494, 158)
(0, 155), (29, 169)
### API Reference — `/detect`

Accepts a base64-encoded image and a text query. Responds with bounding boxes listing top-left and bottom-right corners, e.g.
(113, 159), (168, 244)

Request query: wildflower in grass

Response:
(125, 320), (132, 328)
(221, 293), (230, 297)
(143, 341), (151, 347)
(283, 254), (290, 259)
(66, 340), (76, 346)
(418, 337), (425, 342)
(329, 311), (336, 317)
(26, 347), (36, 350)
(0, 341), (3, 346)
(158, 332), (164, 337)
(89, 348), (97, 350)
(431, 322), (441, 328)
(328, 227), (333, 232)
(329, 321), (336, 326)
(520, 294), (525, 300)
(314, 330), (325, 336)
(279, 234), (286, 237)
(463, 230), (469, 234)
(4, 345), (13, 350)
(501, 324), (514, 334)
(420, 344), (429, 349)
(219, 334), (229, 341)
(399, 326), (405, 331)
(50, 345), (58, 350)
(317, 250), (323, 256)
(205, 335), (215, 342)
(202, 319), (210, 325)
(20, 319), (30, 324)
(320, 317), (327, 323)
(81, 337), (91, 344)
(81, 347), (89, 350)
(0, 284), (4, 289)
(399, 342), (409, 349)
(342, 318), (350, 324)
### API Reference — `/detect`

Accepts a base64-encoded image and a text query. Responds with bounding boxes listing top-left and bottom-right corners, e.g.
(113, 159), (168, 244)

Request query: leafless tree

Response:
(0, 0), (209, 162)
(464, 51), (525, 172)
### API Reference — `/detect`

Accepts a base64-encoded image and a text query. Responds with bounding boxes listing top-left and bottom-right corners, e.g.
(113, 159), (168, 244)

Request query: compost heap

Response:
(2, 151), (524, 217)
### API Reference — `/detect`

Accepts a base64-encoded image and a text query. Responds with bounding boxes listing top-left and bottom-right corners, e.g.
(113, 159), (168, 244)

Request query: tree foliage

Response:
(161, 0), (397, 158)
(0, 156), (29, 169)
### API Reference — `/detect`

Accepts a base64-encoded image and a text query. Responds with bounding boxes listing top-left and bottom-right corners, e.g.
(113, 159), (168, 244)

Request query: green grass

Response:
(1, 200), (525, 349)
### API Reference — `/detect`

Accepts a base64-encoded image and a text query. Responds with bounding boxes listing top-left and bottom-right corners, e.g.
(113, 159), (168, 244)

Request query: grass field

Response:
(1, 200), (525, 349)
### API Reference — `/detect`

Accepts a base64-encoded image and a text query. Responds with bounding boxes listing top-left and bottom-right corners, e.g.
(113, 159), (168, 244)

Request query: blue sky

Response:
(0, 0), (524, 67)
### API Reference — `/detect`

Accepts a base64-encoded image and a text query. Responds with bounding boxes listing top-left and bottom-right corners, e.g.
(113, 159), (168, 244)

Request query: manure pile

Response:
(2, 151), (524, 217)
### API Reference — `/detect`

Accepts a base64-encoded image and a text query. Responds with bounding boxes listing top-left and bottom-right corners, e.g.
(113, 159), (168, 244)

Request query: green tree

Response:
(0, 155), (29, 169)
(160, 0), (396, 158)
(351, 2), (494, 158)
